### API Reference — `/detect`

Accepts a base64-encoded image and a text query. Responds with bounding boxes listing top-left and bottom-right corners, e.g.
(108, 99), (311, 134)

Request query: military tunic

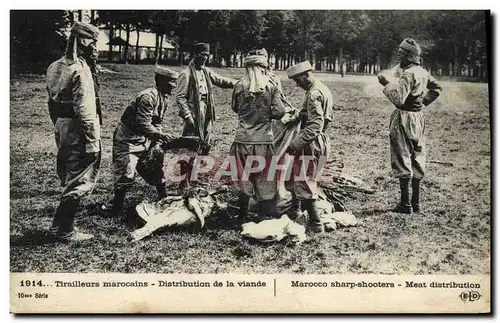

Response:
(229, 79), (285, 201)
(176, 63), (236, 146)
(382, 64), (442, 179)
(286, 80), (333, 200)
(113, 87), (169, 189)
(46, 57), (101, 201)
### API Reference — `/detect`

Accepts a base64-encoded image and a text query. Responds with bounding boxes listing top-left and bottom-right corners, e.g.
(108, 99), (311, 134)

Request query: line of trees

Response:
(11, 10), (489, 80)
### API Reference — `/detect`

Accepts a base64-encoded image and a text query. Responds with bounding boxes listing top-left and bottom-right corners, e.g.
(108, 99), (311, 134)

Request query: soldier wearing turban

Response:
(45, 22), (101, 241)
(176, 42), (237, 190)
(229, 49), (287, 223)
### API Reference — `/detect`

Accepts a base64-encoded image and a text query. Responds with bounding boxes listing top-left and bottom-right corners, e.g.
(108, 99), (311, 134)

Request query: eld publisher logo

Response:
(459, 291), (482, 302)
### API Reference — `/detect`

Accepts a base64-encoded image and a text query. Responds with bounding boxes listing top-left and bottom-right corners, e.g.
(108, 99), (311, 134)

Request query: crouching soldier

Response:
(110, 66), (178, 217)
(377, 38), (442, 214)
(285, 61), (334, 233)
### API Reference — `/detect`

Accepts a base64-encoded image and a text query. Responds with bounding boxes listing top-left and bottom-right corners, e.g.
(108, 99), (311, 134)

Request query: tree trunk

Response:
(339, 47), (344, 77)
(154, 33), (159, 64)
(117, 27), (122, 62)
(156, 34), (164, 64)
(453, 44), (459, 76)
(376, 52), (381, 73)
(214, 42), (221, 67)
(135, 28), (140, 64)
(107, 22), (114, 62)
(124, 23), (131, 64)
(177, 37), (184, 65)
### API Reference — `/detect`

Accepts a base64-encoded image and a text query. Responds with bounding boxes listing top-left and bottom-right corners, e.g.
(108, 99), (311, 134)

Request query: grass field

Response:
(10, 64), (491, 274)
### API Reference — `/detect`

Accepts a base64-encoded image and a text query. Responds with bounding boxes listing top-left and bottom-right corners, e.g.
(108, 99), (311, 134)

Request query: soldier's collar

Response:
(306, 79), (317, 92)
(401, 62), (418, 71)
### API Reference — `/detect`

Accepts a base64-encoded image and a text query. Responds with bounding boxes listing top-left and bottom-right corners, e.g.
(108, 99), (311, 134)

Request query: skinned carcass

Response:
(128, 187), (228, 242)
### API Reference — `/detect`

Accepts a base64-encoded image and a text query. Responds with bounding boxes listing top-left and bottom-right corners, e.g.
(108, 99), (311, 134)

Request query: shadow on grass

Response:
(10, 230), (58, 247)
(358, 207), (392, 216)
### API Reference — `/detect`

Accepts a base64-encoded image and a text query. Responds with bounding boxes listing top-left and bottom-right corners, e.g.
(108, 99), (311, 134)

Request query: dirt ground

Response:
(10, 64), (491, 274)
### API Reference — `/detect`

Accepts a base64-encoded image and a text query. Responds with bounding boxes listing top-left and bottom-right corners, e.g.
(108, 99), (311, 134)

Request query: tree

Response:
(227, 10), (265, 66)
(11, 10), (70, 73)
(320, 10), (370, 73)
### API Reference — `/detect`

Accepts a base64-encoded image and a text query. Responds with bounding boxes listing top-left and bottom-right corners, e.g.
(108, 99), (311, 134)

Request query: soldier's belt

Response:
(48, 100), (75, 118)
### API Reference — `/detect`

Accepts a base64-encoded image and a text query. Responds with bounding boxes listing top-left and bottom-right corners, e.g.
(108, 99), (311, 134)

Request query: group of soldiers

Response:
(45, 22), (442, 242)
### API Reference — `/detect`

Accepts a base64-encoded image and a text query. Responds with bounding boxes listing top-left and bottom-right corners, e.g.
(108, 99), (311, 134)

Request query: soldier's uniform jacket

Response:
(46, 56), (100, 153)
(113, 87), (172, 189)
(176, 65), (236, 122)
(289, 80), (334, 151)
(231, 79), (285, 144)
(284, 79), (333, 200)
(383, 64), (442, 111)
(46, 56), (101, 201)
(120, 87), (168, 141)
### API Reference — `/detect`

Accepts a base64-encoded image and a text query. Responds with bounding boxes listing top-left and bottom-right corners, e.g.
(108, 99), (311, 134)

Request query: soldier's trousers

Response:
(285, 134), (330, 200)
(389, 109), (426, 179)
(52, 117), (101, 234)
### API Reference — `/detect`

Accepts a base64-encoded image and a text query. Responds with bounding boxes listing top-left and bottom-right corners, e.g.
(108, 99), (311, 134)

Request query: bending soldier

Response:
(110, 66), (178, 216)
(285, 61), (334, 233)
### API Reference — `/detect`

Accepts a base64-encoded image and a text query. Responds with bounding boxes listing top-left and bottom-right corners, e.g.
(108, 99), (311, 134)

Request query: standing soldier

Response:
(176, 42), (237, 189)
(377, 38), (442, 214)
(110, 66), (178, 216)
(230, 50), (286, 222)
(46, 22), (101, 241)
(285, 61), (334, 233)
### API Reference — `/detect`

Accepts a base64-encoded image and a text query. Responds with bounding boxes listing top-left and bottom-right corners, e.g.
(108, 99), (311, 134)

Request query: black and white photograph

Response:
(8, 8), (491, 313)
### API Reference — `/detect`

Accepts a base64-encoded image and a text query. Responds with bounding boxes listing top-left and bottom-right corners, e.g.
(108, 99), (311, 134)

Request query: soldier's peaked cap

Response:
(154, 65), (179, 79)
(287, 61), (313, 78)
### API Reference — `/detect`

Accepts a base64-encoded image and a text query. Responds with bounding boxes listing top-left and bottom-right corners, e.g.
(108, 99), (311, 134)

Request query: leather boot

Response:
(109, 188), (127, 217)
(258, 199), (280, 220)
(237, 193), (250, 222)
(393, 178), (412, 214)
(303, 199), (324, 233)
(288, 193), (304, 224)
(411, 178), (421, 213)
(156, 183), (167, 200)
(52, 199), (93, 241)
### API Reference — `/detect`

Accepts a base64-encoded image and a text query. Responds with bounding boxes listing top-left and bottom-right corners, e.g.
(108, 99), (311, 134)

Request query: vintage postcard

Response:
(9, 8), (491, 313)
